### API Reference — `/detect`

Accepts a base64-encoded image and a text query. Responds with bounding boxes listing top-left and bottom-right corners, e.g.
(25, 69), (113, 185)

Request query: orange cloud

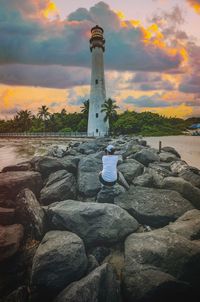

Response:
(187, 0), (200, 14)
(42, 1), (59, 19)
(150, 104), (193, 118)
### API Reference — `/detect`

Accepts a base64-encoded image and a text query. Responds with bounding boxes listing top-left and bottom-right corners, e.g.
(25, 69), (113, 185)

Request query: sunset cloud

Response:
(0, 0), (199, 119)
(186, 0), (200, 14)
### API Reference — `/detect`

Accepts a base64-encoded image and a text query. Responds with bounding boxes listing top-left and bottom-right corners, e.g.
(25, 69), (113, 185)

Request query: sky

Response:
(0, 0), (200, 119)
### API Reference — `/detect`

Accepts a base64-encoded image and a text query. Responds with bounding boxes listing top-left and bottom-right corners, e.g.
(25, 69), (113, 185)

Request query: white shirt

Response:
(102, 155), (118, 182)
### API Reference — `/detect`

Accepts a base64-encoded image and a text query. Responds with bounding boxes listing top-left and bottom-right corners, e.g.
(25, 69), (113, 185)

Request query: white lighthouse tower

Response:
(87, 25), (109, 137)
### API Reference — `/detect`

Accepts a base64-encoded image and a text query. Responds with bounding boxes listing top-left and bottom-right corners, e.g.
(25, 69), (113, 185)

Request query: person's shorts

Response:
(99, 172), (118, 187)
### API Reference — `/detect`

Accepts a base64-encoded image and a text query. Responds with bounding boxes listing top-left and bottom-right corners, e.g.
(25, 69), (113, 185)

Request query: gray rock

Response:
(47, 200), (139, 247)
(118, 159), (144, 183)
(145, 163), (175, 188)
(161, 177), (200, 209)
(124, 228), (200, 293)
(0, 207), (15, 225)
(31, 156), (65, 178)
(47, 145), (68, 158)
(40, 171), (77, 205)
(31, 231), (88, 300)
(116, 139), (139, 159)
(77, 155), (102, 197)
(114, 186), (193, 227)
(0, 171), (42, 200)
(0, 224), (24, 262)
(159, 152), (179, 163)
(54, 263), (121, 302)
(179, 169), (200, 188)
(44, 170), (69, 187)
(134, 149), (160, 166)
(123, 263), (190, 302)
(161, 146), (181, 158)
(132, 173), (154, 187)
(16, 189), (45, 240)
(166, 209), (200, 240)
(170, 160), (189, 174)
(76, 138), (107, 154)
(96, 184), (125, 203)
(59, 156), (81, 174)
(148, 163), (174, 177)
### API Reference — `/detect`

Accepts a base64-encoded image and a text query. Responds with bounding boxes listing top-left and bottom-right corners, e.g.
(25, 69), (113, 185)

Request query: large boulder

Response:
(0, 171), (42, 200)
(31, 156), (65, 178)
(54, 263), (121, 302)
(47, 145), (68, 158)
(30, 231), (88, 301)
(118, 159), (144, 183)
(114, 186), (193, 227)
(179, 169), (200, 188)
(59, 156), (80, 174)
(134, 149), (160, 166)
(166, 209), (200, 240)
(16, 189), (45, 240)
(0, 224), (24, 262)
(132, 173), (154, 187)
(124, 228), (200, 301)
(170, 160), (189, 174)
(161, 146), (181, 158)
(123, 263), (190, 302)
(115, 139), (140, 159)
(159, 152), (179, 163)
(47, 200), (139, 247)
(40, 170), (77, 205)
(76, 138), (108, 154)
(161, 177), (200, 209)
(77, 155), (102, 197)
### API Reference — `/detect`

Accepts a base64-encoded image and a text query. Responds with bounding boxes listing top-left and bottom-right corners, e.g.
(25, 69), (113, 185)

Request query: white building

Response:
(87, 25), (109, 137)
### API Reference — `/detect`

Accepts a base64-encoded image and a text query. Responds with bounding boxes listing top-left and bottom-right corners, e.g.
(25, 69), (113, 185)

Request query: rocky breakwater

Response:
(0, 136), (200, 302)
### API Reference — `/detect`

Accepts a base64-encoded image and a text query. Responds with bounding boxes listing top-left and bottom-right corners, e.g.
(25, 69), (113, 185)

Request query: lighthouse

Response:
(87, 25), (109, 137)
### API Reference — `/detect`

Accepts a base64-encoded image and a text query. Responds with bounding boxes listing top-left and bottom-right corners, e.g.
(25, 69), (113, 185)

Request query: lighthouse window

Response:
(95, 79), (98, 84)
(96, 129), (99, 133)
(96, 113), (99, 118)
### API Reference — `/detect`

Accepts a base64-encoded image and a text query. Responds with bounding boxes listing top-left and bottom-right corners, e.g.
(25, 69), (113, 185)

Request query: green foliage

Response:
(76, 119), (87, 132)
(59, 127), (72, 133)
(101, 98), (119, 126)
(0, 101), (198, 136)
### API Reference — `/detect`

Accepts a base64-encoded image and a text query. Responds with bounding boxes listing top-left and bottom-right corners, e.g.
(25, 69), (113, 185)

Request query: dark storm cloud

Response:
(0, 0), (185, 88)
(123, 94), (179, 108)
(139, 81), (174, 91)
(0, 64), (90, 88)
(128, 72), (175, 91)
(179, 43), (200, 93)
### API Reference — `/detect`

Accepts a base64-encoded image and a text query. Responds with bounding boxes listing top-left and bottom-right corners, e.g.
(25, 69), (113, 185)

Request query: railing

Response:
(0, 132), (109, 138)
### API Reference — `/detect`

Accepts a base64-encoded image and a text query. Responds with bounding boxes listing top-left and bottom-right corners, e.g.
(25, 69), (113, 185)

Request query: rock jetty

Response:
(1, 136), (200, 302)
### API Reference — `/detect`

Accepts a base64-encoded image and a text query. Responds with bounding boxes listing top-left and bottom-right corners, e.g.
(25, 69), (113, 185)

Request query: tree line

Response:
(0, 99), (199, 136)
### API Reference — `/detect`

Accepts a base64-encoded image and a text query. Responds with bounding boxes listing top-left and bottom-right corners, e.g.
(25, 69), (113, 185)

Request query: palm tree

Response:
(15, 110), (32, 132)
(101, 98), (119, 123)
(81, 100), (89, 117)
(37, 105), (50, 132)
(37, 105), (50, 121)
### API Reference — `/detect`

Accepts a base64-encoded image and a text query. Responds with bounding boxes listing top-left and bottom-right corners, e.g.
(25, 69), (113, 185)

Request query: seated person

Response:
(99, 145), (118, 187)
